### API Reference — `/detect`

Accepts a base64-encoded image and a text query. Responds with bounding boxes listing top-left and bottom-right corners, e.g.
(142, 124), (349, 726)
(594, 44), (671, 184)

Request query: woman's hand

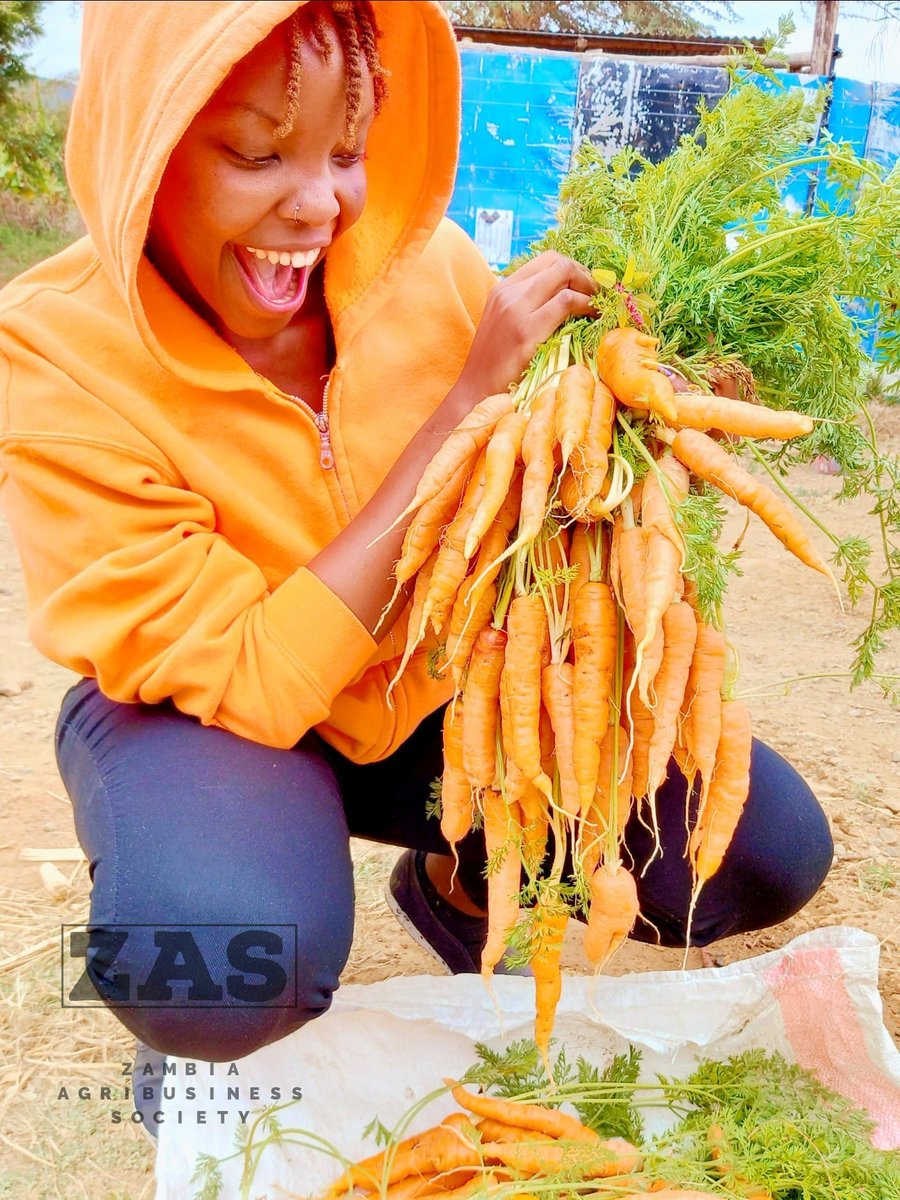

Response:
(453, 251), (598, 406)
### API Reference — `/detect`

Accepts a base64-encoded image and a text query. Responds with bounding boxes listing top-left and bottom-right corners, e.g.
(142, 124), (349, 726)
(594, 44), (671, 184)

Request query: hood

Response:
(66, 1), (461, 382)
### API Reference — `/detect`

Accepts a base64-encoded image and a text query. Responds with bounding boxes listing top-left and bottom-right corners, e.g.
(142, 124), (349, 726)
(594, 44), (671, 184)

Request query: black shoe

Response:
(132, 1039), (166, 1144)
(385, 850), (530, 976)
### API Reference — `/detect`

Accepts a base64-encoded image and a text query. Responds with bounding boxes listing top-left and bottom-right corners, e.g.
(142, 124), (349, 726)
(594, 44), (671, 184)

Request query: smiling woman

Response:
(0, 0), (606, 1072)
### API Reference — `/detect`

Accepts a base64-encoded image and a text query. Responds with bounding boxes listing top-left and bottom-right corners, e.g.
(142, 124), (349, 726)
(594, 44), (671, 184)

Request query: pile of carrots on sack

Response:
(378, 324), (829, 1074)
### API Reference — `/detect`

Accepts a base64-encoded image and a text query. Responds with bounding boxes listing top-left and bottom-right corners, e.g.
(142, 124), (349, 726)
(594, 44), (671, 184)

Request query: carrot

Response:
(568, 523), (592, 609)
(556, 363), (596, 465)
(476, 1118), (554, 1144)
(594, 722), (633, 839)
(571, 378), (616, 507)
(584, 863), (639, 970)
(636, 458), (689, 704)
(376, 1125), (481, 1186)
(596, 327), (678, 423)
(445, 473), (523, 683)
(628, 687), (655, 802)
(464, 408), (529, 559)
(502, 595), (552, 796)
(518, 383), (561, 546)
(441, 700), (473, 847)
(423, 453), (488, 636)
(531, 900), (569, 1076)
(571, 581), (618, 815)
(615, 1192), (725, 1200)
(646, 601), (698, 802)
(394, 457), (473, 588)
(672, 391), (813, 440)
(388, 549), (440, 696)
(482, 1136), (643, 1178)
(559, 466), (584, 520)
(681, 618), (727, 814)
(670, 428), (832, 578)
(462, 627), (507, 789)
(481, 789), (523, 981)
(385, 392), (514, 534)
(541, 661), (580, 817)
(689, 698), (753, 883)
(447, 1081), (599, 1142)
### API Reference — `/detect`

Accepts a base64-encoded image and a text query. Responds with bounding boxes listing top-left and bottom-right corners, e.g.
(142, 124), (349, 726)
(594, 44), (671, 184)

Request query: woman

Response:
(0, 0), (832, 1079)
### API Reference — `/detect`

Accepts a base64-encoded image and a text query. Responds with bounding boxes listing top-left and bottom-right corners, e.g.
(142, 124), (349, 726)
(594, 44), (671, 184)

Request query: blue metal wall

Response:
(448, 46), (900, 272)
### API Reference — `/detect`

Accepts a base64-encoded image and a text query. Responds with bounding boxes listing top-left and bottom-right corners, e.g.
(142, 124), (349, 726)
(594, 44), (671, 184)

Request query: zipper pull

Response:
(314, 411), (335, 470)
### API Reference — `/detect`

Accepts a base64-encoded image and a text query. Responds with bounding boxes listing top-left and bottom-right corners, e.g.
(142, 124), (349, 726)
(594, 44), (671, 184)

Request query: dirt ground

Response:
(0, 407), (897, 1194)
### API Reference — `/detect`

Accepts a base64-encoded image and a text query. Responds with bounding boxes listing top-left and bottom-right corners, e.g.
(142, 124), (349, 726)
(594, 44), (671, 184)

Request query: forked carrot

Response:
(570, 378), (616, 508)
(583, 862), (639, 970)
(596, 327), (678, 423)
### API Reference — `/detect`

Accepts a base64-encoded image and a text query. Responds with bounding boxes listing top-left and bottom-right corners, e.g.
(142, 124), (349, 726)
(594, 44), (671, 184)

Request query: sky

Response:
(23, 0), (900, 85)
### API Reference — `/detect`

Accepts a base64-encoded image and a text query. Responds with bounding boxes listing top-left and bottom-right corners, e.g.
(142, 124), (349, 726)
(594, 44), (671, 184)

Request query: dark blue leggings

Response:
(57, 678), (832, 1062)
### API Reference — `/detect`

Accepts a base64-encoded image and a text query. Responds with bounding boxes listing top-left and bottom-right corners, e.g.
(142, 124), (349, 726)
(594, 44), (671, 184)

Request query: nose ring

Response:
(292, 202), (301, 226)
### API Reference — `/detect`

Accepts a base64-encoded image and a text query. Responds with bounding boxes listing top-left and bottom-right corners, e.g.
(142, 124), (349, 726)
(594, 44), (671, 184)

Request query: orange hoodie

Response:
(0, 1), (495, 761)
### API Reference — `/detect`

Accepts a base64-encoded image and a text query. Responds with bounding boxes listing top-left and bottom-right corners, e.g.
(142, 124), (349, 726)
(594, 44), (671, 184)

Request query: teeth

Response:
(244, 246), (319, 268)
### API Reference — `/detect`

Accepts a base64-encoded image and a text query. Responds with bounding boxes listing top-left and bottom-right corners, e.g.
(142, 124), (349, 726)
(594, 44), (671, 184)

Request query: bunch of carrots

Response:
(319, 1079), (725, 1199)
(377, 320), (832, 1075)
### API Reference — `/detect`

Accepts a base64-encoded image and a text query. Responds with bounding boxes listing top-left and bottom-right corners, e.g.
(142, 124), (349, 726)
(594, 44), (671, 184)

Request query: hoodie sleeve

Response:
(0, 431), (379, 750)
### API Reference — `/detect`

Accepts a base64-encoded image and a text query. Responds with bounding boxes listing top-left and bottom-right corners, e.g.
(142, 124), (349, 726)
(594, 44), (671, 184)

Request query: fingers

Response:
(505, 250), (597, 302)
(530, 287), (599, 341)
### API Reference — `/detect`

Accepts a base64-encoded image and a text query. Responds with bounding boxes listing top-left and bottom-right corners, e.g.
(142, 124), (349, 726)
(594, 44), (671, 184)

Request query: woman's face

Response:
(148, 20), (374, 341)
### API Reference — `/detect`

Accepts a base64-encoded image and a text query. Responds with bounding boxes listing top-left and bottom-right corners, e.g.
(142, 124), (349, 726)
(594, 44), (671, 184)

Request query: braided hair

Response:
(274, 1), (389, 140)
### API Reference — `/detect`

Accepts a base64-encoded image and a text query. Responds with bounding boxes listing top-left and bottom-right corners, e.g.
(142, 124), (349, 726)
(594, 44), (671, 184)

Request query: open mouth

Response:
(232, 244), (320, 314)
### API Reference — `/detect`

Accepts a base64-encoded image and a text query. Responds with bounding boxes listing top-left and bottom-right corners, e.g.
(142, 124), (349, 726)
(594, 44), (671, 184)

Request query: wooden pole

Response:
(810, 0), (840, 77)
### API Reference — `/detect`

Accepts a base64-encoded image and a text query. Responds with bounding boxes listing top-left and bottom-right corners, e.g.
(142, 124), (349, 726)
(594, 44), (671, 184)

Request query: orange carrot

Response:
(518, 383), (560, 546)
(556, 363), (596, 465)
(628, 687), (655, 802)
(423, 453), (488, 635)
(502, 595), (552, 795)
(671, 428), (832, 578)
(531, 900), (569, 1076)
(394, 457), (474, 587)
(636, 458), (689, 703)
(681, 618), (727, 813)
(672, 391), (813, 440)
(646, 601), (698, 801)
(541, 661), (580, 817)
(571, 581), (618, 815)
(387, 391), (514, 532)
(462, 627), (507, 789)
(594, 723), (633, 839)
(689, 698), (753, 883)
(445, 472), (523, 683)
(571, 378), (616, 507)
(569, 522), (592, 609)
(464, 408), (529, 559)
(596, 327), (678, 423)
(584, 863), (639, 970)
(482, 1136), (643, 1178)
(441, 700), (473, 847)
(481, 790), (523, 981)
(476, 1118), (554, 1144)
(447, 1081), (598, 1142)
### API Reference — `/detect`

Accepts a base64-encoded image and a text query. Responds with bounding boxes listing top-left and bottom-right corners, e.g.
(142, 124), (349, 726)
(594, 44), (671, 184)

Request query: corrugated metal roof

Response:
(452, 25), (765, 57)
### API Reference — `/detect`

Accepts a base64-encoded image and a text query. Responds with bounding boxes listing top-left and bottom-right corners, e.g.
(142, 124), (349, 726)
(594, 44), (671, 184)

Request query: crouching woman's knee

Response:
(80, 909), (354, 1062)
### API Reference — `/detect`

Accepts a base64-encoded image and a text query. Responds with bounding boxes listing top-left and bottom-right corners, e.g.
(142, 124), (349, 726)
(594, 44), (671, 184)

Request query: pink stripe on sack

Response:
(764, 946), (900, 1149)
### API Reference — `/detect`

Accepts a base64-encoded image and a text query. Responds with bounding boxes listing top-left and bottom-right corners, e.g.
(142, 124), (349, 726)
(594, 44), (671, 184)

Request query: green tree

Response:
(442, 0), (739, 38)
(0, 0), (43, 106)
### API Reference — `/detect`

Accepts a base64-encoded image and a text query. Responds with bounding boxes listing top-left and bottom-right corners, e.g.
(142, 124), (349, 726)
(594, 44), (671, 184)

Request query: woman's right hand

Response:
(453, 250), (598, 405)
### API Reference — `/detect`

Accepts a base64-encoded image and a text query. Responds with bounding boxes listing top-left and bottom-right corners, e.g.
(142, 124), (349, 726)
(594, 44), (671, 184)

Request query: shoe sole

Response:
(384, 881), (457, 976)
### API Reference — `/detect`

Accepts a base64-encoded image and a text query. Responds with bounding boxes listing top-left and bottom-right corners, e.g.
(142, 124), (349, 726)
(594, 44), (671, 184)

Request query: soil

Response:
(1, 407), (898, 1042)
